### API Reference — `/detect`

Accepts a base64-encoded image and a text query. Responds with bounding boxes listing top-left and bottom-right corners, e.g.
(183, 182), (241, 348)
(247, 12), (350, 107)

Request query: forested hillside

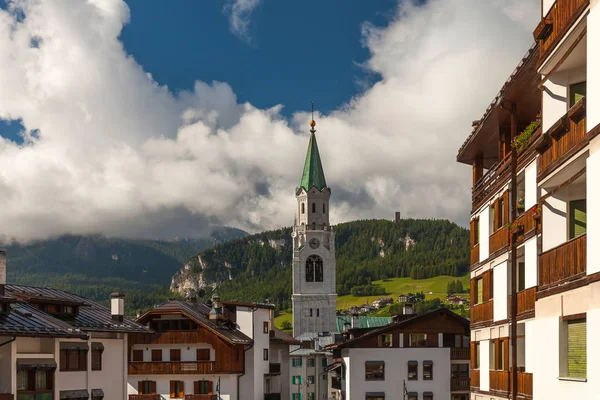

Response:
(172, 219), (469, 309)
(4, 227), (247, 312)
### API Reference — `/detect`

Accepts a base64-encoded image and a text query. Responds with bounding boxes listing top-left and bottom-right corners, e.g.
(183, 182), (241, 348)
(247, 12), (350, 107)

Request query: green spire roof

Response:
(300, 131), (328, 192)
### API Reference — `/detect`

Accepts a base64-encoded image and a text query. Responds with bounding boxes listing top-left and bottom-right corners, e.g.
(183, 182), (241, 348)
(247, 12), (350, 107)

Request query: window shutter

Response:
(569, 200), (587, 239)
(292, 358), (296, 367)
(151, 381), (157, 394)
(470, 220), (475, 247)
(60, 349), (67, 371)
(567, 319), (587, 378)
(194, 381), (200, 395)
(470, 342), (476, 366)
(170, 381), (175, 398)
(292, 376), (296, 384)
(179, 381), (184, 398)
(207, 380), (213, 394)
(80, 350), (87, 371)
(470, 280), (476, 306)
(138, 381), (142, 395)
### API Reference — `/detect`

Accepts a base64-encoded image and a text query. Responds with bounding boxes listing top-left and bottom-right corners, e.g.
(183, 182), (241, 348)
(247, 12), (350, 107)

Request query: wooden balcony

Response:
(451, 347), (470, 360)
(510, 287), (537, 320)
(451, 377), (470, 391)
(539, 234), (586, 289)
(538, 100), (587, 178)
(128, 361), (215, 375)
(472, 155), (511, 212)
(514, 205), (540, 243)
(490, 225), (509, 255)
(470, 244), (480, 266)
(185, 396), (217, 400)
(470, 300), (493, 324)
(512, 371), (533, 397)
(490, 370), (510, 393)
(470, 369), (480, 388)
(536, 0), (590, 65)
(129, 396), (161, 400)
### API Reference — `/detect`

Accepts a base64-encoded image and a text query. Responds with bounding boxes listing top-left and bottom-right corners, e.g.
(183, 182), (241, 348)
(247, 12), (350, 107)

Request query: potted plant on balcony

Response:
(517, 196), (525, 212)
(531, 204), (542, 221)
(508, 222), (524, 236)
(512, 119), (540, 153)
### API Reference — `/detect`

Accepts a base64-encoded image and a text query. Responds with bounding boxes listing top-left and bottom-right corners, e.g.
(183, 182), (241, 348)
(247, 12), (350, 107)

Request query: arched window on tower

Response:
(306, 255), (322, 283)
(312, 202), (316, 213)
(301, 203), (305, 214)
(323, 203), (326, 213)
(315, 256), (324, 282)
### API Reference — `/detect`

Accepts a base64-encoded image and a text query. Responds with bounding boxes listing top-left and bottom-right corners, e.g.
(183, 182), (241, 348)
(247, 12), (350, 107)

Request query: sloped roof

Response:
(270, 328), (300, 345)
(5, 284), (148, 334)
(0, 302), (87, 338)
(137, 300), (252, 345)
(336, 316), (392, 332)
(299, 131), (328, 192)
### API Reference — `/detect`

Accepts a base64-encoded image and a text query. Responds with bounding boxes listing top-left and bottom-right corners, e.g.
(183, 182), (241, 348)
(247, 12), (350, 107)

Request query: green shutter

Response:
(518, 262), (525, 292)
(477, 279), (483, 304)
(299, 359), (302, 367)
(569, 200), (587, 239)
(569, 82), (586, 108)
(567, 319), (587, 378)
(292, 376), (296, 385)
(292, 359), (296, 368)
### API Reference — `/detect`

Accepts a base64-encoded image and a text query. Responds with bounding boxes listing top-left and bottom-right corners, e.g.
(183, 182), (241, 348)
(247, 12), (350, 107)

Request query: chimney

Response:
(0, 250), (6, 296)
(403, 303), (414, 315)
(209, 293), (226, 325)
(351, 313), (359, 329)
(313, 337), (320, 350)
(110, 292), (125, 322)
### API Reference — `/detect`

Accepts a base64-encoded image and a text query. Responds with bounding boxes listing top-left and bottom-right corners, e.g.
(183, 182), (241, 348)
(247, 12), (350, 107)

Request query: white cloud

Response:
(0, 0), (538, 242)
(223, 0), (261, 44)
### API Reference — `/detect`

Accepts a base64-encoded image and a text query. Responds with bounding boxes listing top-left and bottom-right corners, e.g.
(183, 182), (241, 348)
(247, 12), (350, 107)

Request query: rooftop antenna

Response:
(310, 101), (316, 134)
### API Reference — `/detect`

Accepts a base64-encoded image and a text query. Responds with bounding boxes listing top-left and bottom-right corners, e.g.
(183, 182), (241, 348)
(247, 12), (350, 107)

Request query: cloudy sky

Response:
(0, 0), (539, 242)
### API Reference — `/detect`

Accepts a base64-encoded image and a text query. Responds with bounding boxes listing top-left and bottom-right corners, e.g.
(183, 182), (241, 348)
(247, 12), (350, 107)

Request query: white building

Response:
(128, 294), (299, 400)
(291, 118), (337, 337)
(328, 308), (470, 400)
(0, 250), (149, 400)
(458, 1), (600, 398)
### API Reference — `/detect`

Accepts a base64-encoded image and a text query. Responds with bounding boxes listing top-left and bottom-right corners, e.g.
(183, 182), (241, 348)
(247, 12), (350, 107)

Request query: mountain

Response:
(171, 219), (469, 309)
(3, 226), (247, 312)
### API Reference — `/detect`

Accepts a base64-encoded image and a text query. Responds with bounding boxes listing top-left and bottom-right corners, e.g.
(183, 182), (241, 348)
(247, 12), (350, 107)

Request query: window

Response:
(499, 340), (505, 370)
(92, 345), (103, 371)
(265, 378), (270, 393)
(302, 203), (305, 214)
(489, 341), (496, 370)
(566, 317), (587, 379)
(312, 202), (316, 213)
(489, 206), (495, 233)
(197, 348), (210, 361)
(263, 349), (269, 361)
(378, 334), (392, 348)
(307, 358), (315, 367)
(139, 381), (156, 395)
(60, 348), (87, 372)
(306, 258), (314, 282)
(310, 308), (313, 317)
(264, 321), (269, 333)
(194, 380), (212, 395)
(569, 199), (586, 239)
(423, 392), (433, 400)
(452, 363), (469, 377)
(423, 361), (433, 380)
(17, 369), (53, 391)
(308, 393), (315, 400)
(476, 278), (483, 304)
(569, 81), (586, 108)
(170, 380), (184, 399)
(292, 358), (302, 367)
(365, 361), (385, 381)
(407, 361), (418, 380)
(181, 319), (191, 330)
(132, 349), (143, 362)
(170, 349), (181, 362)
(452, 396), (469, 400)
(323, 203), (326, 213)
(474, 218), (480, 245)
(317, 308), (320, 317)
(409, 333), (427, 347)
(518, 262), (525, 292)
(292, 394), (302, 400)
(152, 349), (162, 362)
(407, 393), (418, 400)
(307, 375), (315, 384)
(322, 358), (327, 367)
(306, 255), (323, 283)
(475, 342), (480, 369)
(497, 198), (504, 227)
(292, 375), (303, 384)
(315, 260), (323, 282)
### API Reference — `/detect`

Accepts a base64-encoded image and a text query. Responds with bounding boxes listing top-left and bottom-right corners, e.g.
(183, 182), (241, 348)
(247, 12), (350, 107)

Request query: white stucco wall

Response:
(479, 206), (490, 261)
(88, 338), (127, 400)
(343, 348), (451, 399)
(493, 261), (508, 322)
(587, 137), (600, 274)
(480, 340), (490, 392)
(543, 76), (568, 132)
(542, 191), (567, 251)
(588, 0), (600, 129)
(0, 337), (14, 395)
(525, 321), (535, 373)
(524, 238), (538, 289)
(525, 160), (538, 210)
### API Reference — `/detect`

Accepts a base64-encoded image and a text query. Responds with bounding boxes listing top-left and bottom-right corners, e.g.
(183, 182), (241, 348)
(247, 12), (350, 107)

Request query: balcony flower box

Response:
(508, 223), (524, 236)
(532, 204), (542, 221)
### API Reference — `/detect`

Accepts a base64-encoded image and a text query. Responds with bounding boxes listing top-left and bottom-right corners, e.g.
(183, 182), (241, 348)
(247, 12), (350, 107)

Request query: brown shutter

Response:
(207, 380), (213, 394)
(470, 279), (476, 306)
(170, 381), (175, 398)
(152, 349), (162, 362)
(170, 349), (181, 361)
(503, 191), (510, 225)
(503, 338), (509, 371)
(80, 350), (87, 371)
(194, 381), (200, 395)
(133, 349), (143, 362)
(470, 220), (475, 247)
(138, 381), (142, 395)
(60, 349), (67, 371)
(492, 199), (499, 231)
(470, 342), (475, 365)
(151, 381), (157, 395)
(179, 381), (184, 398)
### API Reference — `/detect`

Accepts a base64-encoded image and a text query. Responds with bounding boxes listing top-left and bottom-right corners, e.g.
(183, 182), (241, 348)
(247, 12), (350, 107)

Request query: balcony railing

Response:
(470, 300), (493, 324)
(470, 244), (480, 266)
(451, 377), (470, 391)
(538, 99), (587, 178)
(490, 225), (509, 255)
(539, 234), (586, 289)
(128, 361), (215, 375)
(490, 370), (510, 393)
(472, 155), (511, 212)
(185, 396), (218, 400)
(514, 205), (540, 243)
(536, 0), (590, 65)
(451, 347), (470, 360)
(129, 396), (161, 400)
(512, 371), (533, 397)
(510, 287), (537, 319)
(470, 369), (480, 388)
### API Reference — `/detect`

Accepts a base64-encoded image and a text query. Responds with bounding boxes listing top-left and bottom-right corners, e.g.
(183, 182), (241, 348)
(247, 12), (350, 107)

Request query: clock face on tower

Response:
(309, 238), (320, 249)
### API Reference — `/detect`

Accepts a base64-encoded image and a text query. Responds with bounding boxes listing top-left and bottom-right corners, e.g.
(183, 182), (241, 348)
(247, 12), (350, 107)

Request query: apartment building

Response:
(457, 1), (600, 398)
(128, 294), (299, 400)
(0, 251), (149, 400)
(288, 332), (336, 400)
(327, 308), (470, 400)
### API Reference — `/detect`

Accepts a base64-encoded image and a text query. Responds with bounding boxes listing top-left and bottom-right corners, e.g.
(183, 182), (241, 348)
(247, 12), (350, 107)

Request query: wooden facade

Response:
(538, 234), (586, 289)
(472, 155), (511, 213)
(451, 377), (470, 391)
(514, 204), (541, 244)
(470, 301), (493, 324)
(451, 347), (470, 360)
(536, 0), (590, 65)
(514, 371), (533, 397)
(509, 287), (537, 320)
(129, 361), (216, 375)
(538, 101), (586, 178)
(129, 395), (161, 400)
(470, 369), (480, 388)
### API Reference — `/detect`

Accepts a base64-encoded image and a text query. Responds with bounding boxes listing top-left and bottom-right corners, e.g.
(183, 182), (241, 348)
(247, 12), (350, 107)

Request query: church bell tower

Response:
(291, 112), (337, 337)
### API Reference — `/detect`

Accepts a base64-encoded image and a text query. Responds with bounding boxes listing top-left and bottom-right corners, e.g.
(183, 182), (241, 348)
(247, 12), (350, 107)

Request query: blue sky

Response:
(1, 0), (398, 142)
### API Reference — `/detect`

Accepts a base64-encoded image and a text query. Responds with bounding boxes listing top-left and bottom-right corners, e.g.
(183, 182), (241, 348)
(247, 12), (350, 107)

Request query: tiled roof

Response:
(139, 300), (252, 345)
(4, 285), (148, 334)
(0, 303), (87, 338)
(222, 300), (275, 310)
(270, 328), (300, 345)
(335, 316), (392, 332)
